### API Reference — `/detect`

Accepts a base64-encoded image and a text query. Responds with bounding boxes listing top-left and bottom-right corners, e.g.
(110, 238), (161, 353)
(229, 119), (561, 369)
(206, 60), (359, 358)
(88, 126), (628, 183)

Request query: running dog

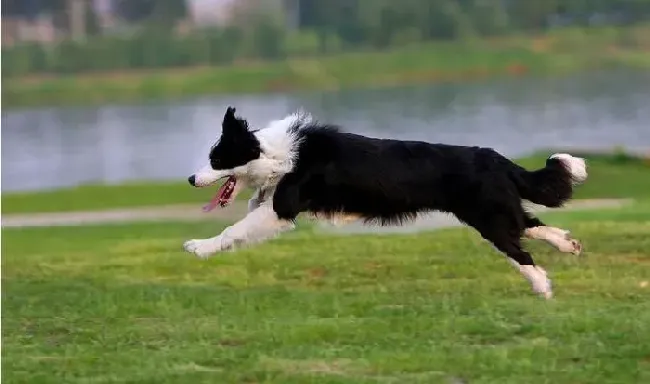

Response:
(185, 107), (587, 299)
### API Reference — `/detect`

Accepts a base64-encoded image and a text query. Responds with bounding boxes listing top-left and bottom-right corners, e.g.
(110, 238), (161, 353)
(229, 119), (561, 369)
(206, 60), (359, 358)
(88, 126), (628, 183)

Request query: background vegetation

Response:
(4, 0), (650, 108)
(4, 0), (650, 77)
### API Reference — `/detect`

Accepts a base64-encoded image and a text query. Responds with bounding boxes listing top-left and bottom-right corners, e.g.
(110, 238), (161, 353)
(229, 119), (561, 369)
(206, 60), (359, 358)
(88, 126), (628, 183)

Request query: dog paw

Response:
(560, 231), (583, 256)
(568, 238), (583, 256)
(522, 265), (553, 299)
(533, 267), (553, 299)
(183, 238), (220, 259)
(547, 228), (583, 256)
(535, 279), (553, 300)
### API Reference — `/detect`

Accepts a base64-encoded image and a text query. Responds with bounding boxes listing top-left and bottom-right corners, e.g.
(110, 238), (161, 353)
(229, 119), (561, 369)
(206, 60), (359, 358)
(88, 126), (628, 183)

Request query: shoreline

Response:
(2, 151), (648, 215)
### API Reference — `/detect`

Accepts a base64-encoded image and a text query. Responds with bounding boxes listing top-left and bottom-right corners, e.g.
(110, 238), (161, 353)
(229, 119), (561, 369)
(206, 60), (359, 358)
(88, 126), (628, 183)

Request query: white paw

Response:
(555, 230), (583, 256)
(520, 265), (553, 299)
(564, 238), (583, 256)
(563, 231), (583, 256)
(538, 227), (584, 256)
(530, 266), (553, 299)
(532, 279), (553, 299)
(183, 238), (221, 259)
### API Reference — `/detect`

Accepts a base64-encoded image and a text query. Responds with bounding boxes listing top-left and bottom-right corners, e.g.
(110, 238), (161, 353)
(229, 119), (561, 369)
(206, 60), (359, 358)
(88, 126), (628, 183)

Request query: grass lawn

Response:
(3, 152), (649, 215)
(2, 202), (650, 383)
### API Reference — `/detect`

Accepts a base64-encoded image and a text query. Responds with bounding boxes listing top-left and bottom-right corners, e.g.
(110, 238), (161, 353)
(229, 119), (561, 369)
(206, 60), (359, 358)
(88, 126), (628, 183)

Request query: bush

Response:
(251, 18), (286, 60)
(284, 30), (320, 56)
(2, 44), (48, 76)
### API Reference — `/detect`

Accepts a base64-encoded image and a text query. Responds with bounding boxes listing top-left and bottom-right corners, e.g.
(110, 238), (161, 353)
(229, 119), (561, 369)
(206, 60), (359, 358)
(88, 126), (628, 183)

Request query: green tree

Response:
(508, 0), (559, 31)
(114, 0), (156, 22)
(85, 0), (101, 36)
(151, 0), (189, 25)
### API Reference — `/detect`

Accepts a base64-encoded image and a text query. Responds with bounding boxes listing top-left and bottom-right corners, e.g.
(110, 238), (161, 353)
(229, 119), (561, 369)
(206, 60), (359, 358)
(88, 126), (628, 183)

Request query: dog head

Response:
(189, 107), (261, 187)
(188, 107), (262, 210)
(188, 106), (307, 211)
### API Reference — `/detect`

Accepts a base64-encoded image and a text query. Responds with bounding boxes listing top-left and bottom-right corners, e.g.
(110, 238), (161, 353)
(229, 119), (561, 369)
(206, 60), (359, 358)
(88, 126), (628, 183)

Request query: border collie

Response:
(185, 107), (587, 299)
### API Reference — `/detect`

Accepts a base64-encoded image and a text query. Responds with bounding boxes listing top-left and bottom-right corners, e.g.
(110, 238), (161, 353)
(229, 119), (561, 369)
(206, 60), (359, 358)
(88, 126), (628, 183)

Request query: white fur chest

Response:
(234, 156), (292, 190)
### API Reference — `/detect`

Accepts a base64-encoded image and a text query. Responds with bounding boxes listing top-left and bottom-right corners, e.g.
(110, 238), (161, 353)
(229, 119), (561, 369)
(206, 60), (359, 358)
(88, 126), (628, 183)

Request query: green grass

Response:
(2, 204), (650, 383)
(3, 152), (649, 215)
(4, 25), (650, 109)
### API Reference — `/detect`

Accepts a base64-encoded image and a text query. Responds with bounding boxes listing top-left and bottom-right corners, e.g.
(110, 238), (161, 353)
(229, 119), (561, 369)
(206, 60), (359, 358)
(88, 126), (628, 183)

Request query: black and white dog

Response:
(186, 107), (587, 299)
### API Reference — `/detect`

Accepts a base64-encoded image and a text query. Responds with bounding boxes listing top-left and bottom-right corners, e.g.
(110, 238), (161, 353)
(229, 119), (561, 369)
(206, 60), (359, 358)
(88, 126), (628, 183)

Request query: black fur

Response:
(209, 107), (261, 170)
(274, 122), (577, 267)
(206, 107), (580, 269)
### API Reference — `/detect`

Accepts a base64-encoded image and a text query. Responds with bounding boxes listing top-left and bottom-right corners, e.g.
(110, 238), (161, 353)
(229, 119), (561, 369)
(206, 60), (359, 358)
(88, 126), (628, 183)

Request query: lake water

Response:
(3, 70), (650, 192)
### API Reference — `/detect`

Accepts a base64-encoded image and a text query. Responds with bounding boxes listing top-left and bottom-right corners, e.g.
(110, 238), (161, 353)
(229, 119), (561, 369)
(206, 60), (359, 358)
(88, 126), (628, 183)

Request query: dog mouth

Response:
(202, 176), (238, 212)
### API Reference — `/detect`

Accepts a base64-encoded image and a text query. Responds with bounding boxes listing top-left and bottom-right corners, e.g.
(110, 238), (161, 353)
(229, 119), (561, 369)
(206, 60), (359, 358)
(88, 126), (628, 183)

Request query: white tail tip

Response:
(550, 153), (588, 185)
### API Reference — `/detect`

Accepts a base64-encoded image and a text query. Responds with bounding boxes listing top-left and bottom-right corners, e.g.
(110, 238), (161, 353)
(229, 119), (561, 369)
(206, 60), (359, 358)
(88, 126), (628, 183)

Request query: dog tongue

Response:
(203, 176), (237, 212)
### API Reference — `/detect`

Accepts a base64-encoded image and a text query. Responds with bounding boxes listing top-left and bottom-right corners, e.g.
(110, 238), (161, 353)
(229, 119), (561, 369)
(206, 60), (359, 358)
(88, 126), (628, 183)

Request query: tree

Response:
(114, 0), (188, 26)
(114, 0), (155, 23)
(152, 0), (188, 24)
(84, 0), (100, 35)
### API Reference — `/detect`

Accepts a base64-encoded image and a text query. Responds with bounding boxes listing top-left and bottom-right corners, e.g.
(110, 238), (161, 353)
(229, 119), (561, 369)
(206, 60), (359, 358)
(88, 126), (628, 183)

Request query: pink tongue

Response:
(202, 177), (237, 212)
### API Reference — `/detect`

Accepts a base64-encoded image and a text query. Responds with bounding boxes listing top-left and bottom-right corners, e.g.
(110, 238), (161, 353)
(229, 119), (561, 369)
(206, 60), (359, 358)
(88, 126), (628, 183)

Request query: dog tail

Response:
(511, 153), (588, 208)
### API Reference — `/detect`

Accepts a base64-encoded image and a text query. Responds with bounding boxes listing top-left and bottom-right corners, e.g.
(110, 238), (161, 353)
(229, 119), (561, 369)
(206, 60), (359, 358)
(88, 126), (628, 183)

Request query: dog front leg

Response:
(183, 203), (295, 259)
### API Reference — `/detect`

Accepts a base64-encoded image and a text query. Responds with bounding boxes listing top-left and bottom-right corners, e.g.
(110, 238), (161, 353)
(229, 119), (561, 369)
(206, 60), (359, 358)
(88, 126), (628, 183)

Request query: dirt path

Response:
(1, 199), (632, 232)
(1, 203), (250, 228)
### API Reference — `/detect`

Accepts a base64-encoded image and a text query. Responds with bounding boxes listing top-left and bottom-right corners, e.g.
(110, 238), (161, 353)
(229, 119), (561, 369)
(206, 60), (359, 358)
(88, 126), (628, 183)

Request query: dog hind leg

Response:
(523, 213), (582, 255)
(495, 232), (553, 299)
(457, 198), (553, 299)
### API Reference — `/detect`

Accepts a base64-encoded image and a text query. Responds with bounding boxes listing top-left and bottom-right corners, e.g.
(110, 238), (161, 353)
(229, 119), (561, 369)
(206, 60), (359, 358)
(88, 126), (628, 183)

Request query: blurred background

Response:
(5, 4), (650, 379)
(2, 0), (650, 194)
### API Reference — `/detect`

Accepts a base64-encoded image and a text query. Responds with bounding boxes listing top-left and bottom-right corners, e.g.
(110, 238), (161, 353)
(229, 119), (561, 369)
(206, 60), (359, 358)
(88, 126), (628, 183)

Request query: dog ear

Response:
(223, 106), (237, 124)
(222, 106), (248, 135)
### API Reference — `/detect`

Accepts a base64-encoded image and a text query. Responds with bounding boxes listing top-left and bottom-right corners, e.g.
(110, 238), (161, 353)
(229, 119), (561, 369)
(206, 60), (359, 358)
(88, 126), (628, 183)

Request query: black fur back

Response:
(272, 123), (577, 226)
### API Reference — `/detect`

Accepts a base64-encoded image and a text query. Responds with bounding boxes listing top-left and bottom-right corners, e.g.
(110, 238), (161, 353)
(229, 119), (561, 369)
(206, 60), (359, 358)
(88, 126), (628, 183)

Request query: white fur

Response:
(524, 226), (582, 255)
(255, 110), (310, 163)
(550, 153), (588, 185)
(184, 202), (294, 258)
(186, 112), (573, 299)
(190, 112), (306, 189)
(506, 259), (553, 299)
(233, 111), (308, 190)
(185, 112), (307, 257)
(193, 164), (233, 187)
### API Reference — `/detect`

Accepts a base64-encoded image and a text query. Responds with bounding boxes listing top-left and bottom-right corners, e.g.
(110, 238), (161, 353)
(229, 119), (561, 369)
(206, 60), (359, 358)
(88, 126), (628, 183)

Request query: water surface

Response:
(3, 71), (649, 192)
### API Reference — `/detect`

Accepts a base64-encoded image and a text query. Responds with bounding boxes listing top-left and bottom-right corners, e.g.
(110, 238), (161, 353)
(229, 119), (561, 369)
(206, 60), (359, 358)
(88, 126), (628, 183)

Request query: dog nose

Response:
(188, 175), (196, 186)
